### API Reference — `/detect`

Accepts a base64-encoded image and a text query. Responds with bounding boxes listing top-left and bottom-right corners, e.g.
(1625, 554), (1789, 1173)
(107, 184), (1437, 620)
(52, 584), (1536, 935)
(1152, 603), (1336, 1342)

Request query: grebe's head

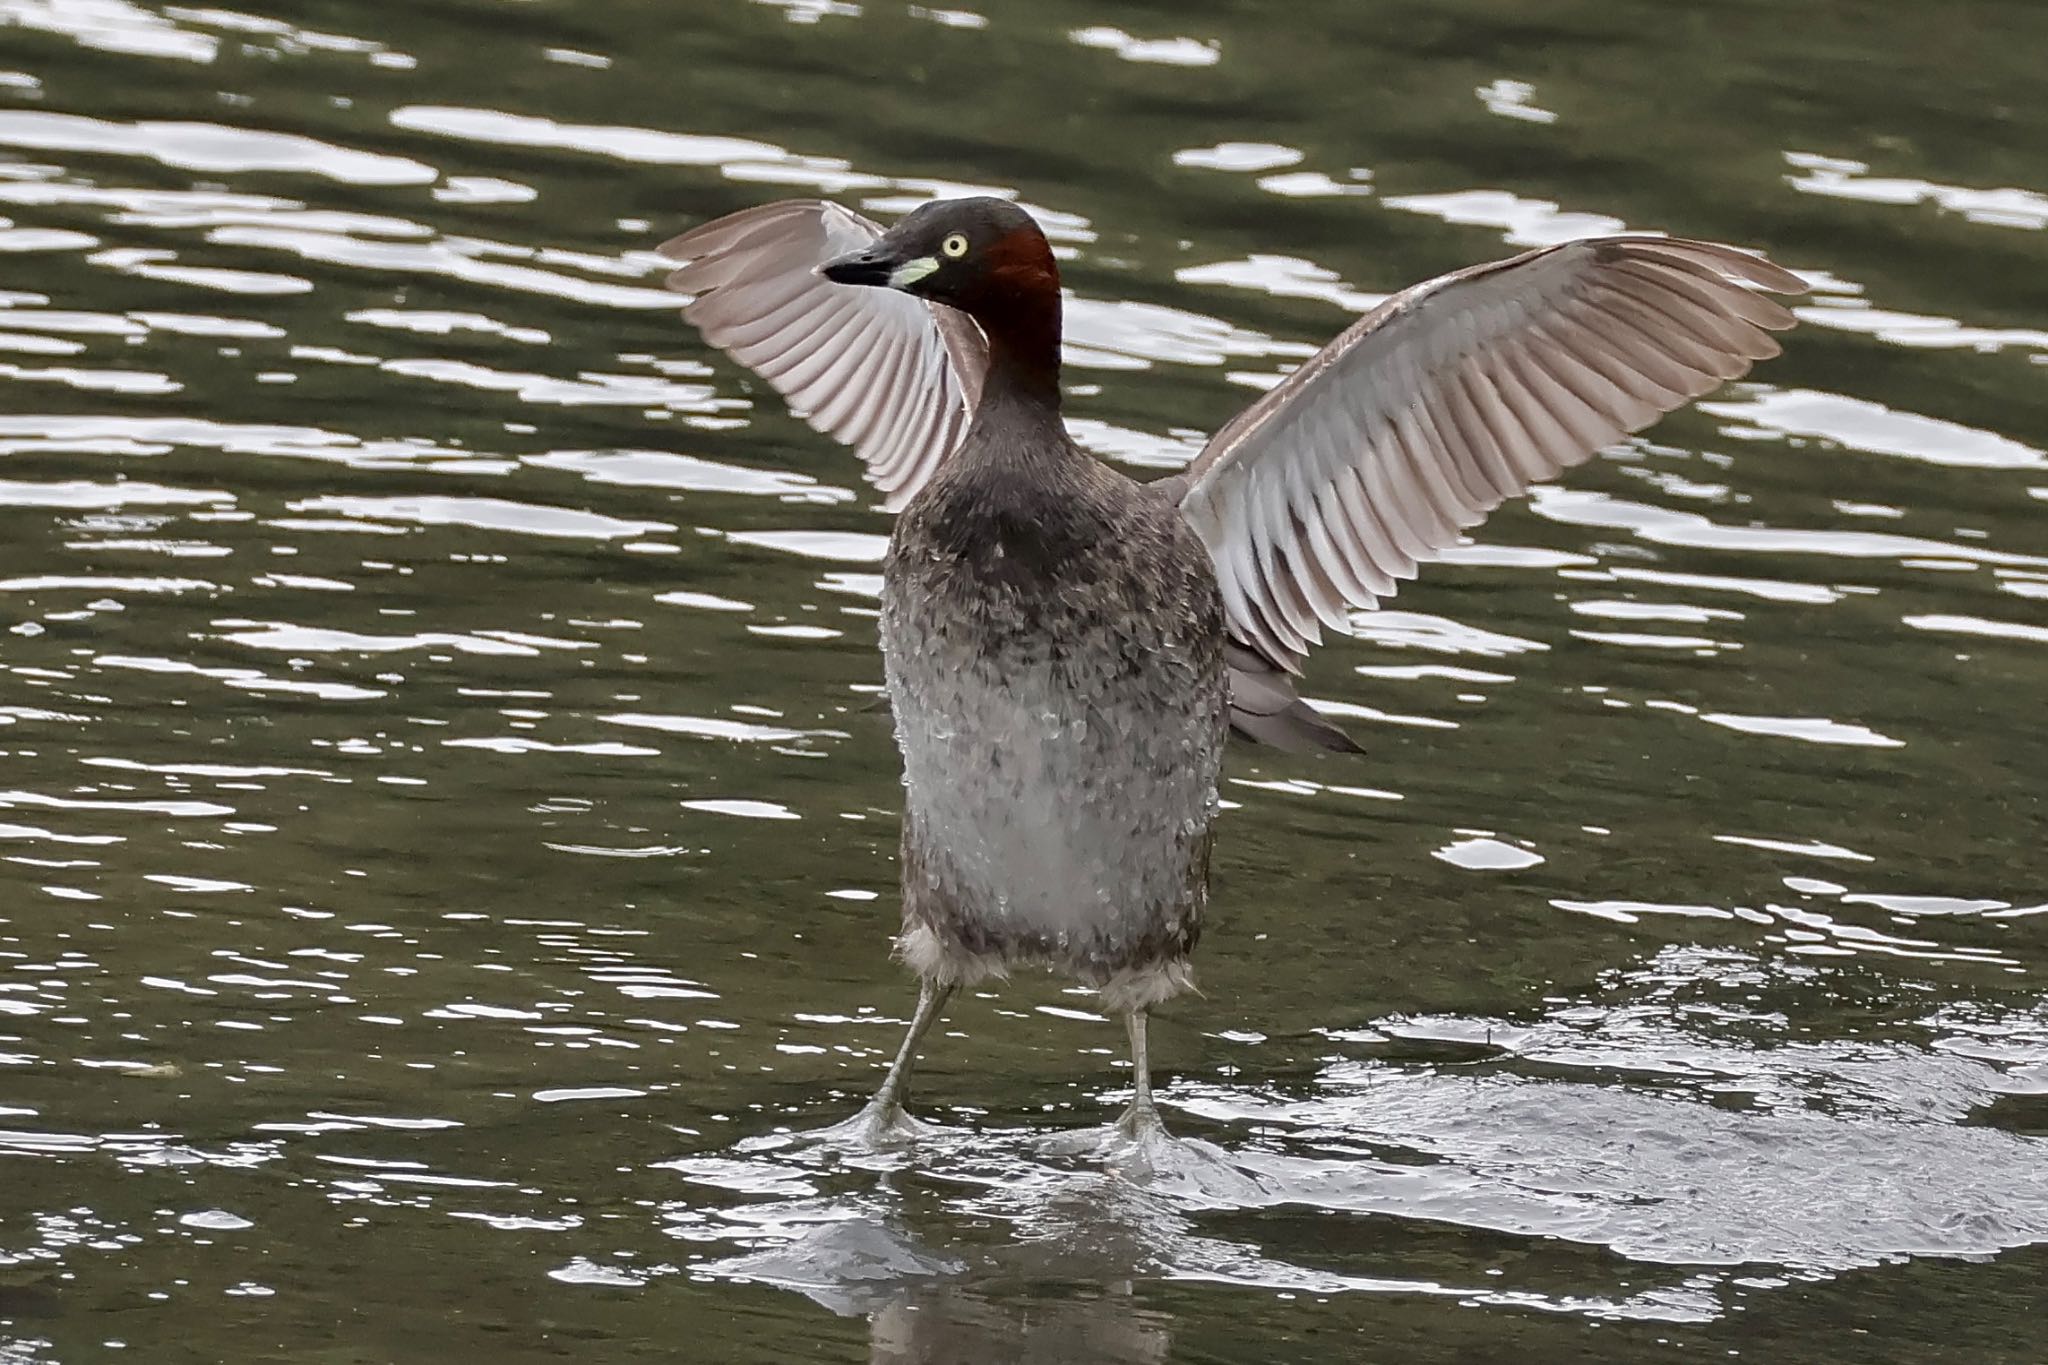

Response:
(821, 196), (1057, 317)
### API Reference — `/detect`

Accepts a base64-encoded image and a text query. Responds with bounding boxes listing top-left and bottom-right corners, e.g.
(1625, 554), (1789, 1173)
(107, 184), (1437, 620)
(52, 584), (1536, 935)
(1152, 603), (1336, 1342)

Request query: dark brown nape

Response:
(965, 226), (1063, 404)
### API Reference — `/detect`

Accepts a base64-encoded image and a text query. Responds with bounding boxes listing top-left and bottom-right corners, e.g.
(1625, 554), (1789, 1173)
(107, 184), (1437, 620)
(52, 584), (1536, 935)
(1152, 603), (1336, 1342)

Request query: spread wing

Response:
(658, 199), (987, 511)
(1174, 235), (1807, 676)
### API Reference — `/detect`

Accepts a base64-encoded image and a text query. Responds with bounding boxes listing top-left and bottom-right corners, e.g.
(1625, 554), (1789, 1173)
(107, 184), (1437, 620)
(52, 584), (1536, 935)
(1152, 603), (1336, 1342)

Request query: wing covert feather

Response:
(659, 199), (986, 510)
(1176, 234), (1806, 671)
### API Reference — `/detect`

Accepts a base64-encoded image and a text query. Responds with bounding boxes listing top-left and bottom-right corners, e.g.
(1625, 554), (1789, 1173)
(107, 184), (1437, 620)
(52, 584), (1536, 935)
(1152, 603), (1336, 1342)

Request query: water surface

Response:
(1, 1), (2044, 1360)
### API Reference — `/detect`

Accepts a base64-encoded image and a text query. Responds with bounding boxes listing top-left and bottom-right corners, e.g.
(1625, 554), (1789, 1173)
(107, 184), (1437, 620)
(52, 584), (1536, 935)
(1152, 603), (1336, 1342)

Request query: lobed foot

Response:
(1036, 1102), (1174, 1166)
(1039, 1108), (1269, 1196)
(811, 1099), (948, 1151)
(1108, 1105), (1186, 1182)
(1115, 1099), (1170, 1145)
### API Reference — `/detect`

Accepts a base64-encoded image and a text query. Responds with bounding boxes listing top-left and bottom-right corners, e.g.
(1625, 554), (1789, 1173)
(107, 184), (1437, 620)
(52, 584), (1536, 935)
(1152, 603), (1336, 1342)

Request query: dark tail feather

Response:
(1226, 647), (1363, 754)
(1230, 699), (1363, 753)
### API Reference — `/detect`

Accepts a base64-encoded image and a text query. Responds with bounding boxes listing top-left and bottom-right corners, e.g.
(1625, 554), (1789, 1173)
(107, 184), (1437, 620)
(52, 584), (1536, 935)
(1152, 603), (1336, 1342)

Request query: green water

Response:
(0, 1), (2044, 1360)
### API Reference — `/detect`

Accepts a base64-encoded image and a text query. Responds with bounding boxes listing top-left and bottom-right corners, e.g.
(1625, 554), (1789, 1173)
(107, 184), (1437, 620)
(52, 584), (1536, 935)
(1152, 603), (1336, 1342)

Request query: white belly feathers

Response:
(884, 614), (1221, 997)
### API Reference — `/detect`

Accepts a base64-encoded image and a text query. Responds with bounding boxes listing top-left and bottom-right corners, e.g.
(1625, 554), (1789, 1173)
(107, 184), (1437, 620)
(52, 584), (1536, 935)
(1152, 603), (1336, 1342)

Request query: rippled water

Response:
(1, 1), (2044, 1360)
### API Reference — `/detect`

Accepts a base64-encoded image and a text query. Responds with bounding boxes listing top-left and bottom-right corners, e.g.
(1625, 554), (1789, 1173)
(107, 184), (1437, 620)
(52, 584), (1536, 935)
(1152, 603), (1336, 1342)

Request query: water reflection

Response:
(868, 1284), (1171, 1365)
(706, 1208), (1173, 1364)
(666, 950), (2048, 1329)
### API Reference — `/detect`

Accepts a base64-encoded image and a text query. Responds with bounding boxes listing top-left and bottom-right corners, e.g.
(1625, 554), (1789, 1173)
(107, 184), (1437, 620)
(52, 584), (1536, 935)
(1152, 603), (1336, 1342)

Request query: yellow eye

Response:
(941, 233), (969, 259)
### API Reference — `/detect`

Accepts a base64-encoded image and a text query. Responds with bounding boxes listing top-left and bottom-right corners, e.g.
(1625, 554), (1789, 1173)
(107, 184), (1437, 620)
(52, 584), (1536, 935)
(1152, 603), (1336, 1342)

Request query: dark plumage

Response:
(658, 194), (1805, 1145)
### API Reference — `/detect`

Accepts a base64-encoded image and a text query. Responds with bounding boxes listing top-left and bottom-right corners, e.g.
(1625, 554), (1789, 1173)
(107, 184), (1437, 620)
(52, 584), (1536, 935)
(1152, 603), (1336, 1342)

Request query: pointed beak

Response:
(821, 247), (895, 288)
(822, 244), (940, 291)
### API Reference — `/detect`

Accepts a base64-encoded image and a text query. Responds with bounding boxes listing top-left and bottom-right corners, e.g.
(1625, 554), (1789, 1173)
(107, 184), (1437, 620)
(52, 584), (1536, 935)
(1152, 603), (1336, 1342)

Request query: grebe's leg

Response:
(830, 979), (955, 1146)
